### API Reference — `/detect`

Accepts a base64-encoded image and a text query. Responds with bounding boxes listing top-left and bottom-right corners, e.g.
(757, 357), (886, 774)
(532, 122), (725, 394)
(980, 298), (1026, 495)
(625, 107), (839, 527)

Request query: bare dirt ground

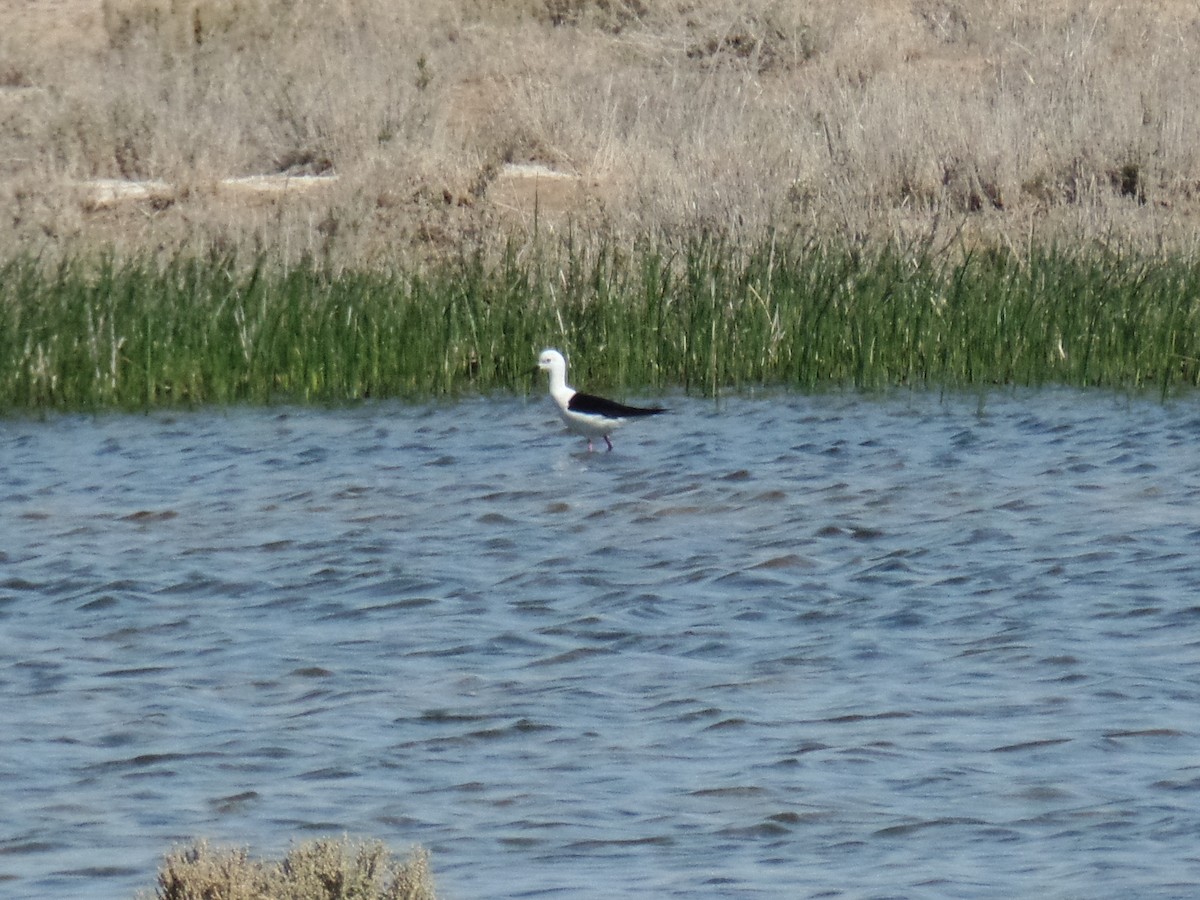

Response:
(3, 0), (1200, 267)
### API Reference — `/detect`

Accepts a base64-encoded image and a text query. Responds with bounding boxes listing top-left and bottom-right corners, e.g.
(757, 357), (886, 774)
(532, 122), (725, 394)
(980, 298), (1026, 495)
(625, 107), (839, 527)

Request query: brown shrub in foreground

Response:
(148, 838), (435, 900)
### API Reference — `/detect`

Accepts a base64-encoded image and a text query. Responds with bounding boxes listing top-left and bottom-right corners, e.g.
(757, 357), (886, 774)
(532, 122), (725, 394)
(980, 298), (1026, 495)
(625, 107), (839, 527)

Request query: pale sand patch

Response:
(81, 174), (340, 208)
(217, 174), (341, 195)
(499, 162), (578, 181)
(488, 162), (590, 223)
(81, 178), (174, 208)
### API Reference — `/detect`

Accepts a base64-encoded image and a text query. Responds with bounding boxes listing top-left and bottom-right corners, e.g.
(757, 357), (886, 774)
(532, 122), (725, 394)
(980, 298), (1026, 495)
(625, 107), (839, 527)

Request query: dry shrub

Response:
(684, 3), (825, 73)
(4, 0), (1200, 265)
(102, 0), (274, 51)
(151, 838), (435, 900)
(460, 0), (650, 30)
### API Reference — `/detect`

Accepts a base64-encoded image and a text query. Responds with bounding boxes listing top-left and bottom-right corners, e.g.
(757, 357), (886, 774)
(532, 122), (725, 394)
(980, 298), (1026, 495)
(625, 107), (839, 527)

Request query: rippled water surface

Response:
(4, 390), (1200, 898)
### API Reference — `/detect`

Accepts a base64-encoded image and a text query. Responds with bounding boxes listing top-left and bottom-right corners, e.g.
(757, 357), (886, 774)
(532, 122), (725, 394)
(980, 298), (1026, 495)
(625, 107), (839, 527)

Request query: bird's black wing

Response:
(568, 392), (667, 418)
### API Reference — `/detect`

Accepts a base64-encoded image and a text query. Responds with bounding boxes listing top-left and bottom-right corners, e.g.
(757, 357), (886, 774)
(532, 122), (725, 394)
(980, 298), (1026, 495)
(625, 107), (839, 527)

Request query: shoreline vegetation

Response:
(3, 1), (1200, 410)
(145, 838), (436, 900)
(3, 237), (1200, 411)
(4, 0), (1200, 265)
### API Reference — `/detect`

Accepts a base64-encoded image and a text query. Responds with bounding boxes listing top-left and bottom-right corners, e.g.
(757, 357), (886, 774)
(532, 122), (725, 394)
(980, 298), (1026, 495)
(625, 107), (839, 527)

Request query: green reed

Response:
(2, 236), (1200, 411)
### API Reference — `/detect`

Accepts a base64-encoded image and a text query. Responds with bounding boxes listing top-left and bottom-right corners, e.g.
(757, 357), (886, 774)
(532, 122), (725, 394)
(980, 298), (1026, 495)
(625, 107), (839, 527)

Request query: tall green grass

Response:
(2, 236), (1200, 411)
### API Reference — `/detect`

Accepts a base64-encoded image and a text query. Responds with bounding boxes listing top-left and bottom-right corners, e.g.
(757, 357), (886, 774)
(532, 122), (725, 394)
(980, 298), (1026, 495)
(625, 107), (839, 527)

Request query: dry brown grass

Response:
(146, 837), (436, 900)
(3, 0), (1200, 266)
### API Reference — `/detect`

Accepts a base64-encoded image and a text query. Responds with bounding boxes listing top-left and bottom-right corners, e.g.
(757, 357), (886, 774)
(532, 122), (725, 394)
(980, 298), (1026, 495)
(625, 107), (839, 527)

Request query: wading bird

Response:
(535, 348), (666, 451)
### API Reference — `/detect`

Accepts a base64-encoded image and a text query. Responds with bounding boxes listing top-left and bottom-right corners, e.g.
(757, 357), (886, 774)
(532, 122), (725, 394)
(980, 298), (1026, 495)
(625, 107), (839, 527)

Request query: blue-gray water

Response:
(3, 390), (1200, 898)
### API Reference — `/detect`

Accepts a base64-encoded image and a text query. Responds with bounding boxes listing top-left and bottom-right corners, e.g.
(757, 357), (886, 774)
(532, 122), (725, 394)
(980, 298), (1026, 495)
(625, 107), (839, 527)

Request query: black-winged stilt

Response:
(535, 348), (666, 451)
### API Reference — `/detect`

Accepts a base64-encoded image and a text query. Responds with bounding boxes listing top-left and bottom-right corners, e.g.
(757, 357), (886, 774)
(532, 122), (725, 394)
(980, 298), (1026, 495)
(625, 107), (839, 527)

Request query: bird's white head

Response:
(537, 348), (567, 377)
(536, 348), (571, 396)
